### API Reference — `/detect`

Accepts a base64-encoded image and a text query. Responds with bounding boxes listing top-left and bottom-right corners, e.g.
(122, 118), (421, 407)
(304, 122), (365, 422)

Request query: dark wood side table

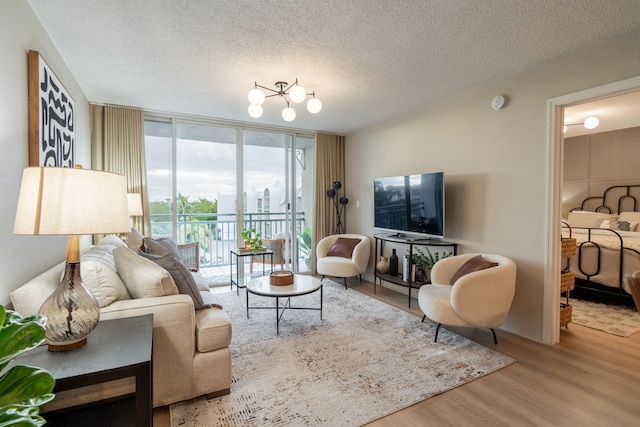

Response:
(12, 314), (154, 427)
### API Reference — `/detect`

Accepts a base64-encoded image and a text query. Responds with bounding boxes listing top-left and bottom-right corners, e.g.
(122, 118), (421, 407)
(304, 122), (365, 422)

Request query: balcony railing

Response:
(149, 212), (306, 268)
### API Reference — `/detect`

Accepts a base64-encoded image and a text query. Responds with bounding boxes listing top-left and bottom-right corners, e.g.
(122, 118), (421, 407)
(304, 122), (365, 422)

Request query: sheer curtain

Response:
(91, 104), (151, 236)
(313, 133), (346, 274)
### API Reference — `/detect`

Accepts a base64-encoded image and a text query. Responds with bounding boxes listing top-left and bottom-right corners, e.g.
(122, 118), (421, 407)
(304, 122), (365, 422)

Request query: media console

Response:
(373, 233), (458, 307)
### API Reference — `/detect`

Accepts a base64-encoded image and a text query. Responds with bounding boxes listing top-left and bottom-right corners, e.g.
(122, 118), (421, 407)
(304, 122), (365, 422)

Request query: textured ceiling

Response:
(26, 0), (640, 134)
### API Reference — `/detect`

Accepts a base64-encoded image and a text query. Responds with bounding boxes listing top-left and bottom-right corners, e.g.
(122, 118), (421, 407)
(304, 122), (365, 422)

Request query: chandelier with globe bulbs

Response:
(248, 79), (322, 122)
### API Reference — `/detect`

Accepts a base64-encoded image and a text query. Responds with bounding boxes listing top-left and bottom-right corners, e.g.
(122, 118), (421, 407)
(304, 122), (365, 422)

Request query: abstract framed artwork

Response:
(28, 50), (75, 167)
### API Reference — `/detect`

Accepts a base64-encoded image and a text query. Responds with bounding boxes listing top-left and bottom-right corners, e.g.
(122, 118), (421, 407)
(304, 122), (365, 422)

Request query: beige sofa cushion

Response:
(195, 298), (233, 353)
(113, 247), (178, 298)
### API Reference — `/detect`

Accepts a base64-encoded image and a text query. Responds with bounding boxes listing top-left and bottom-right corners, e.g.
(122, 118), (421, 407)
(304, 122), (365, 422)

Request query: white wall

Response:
(346, 29), (640, 343)
(0, 0), (91, 306)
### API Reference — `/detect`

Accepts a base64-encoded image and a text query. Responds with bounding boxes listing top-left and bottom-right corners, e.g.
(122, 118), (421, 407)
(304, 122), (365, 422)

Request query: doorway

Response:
(545, 75), (640, 344)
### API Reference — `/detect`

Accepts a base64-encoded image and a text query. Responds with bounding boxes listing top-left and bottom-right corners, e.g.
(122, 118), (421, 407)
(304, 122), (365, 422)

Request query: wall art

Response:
(28, 50), (75, 167)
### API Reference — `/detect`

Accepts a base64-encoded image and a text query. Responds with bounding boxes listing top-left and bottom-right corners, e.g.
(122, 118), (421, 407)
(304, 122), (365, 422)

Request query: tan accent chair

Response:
(418, 253), (517, 344)
(316, 234), (370, 288)
(250, 239), (285, 272)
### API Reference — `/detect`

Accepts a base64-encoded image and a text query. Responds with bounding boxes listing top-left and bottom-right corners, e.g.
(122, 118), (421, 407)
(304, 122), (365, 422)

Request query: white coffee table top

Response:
(246, 274), (322, 297)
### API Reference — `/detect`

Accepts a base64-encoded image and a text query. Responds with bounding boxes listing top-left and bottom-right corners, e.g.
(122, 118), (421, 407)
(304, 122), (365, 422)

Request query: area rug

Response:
(171, 280), (515, 426)
(571, 298), (640, 337)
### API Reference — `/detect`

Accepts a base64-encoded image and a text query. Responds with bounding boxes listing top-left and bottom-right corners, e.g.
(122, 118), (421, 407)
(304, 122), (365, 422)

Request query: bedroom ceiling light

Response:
(247, 79), (322, 122)
(564, 116), (599, 133)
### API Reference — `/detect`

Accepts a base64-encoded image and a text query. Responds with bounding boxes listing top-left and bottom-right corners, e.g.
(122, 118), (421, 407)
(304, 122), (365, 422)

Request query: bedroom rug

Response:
(170, 280), (515, 426)
(571, 298), (640, 337)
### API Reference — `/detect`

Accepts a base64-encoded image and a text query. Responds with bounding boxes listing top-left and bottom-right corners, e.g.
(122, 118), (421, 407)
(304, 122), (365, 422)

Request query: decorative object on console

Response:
(247, 79), (322, 122)
(13, 166), (129, 351)
(326, 181), (348, 234)
(28, 50), (75, 167)
(389, 249), (398, 276)
(377, 256), (390, 274)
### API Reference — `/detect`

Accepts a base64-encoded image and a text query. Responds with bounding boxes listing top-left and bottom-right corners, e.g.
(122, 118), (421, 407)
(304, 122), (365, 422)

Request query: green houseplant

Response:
(298, 227), (312, 269)
(410, 247), (453, 281)
(241, 227), (263, 251)
(0, 305), (55, 426)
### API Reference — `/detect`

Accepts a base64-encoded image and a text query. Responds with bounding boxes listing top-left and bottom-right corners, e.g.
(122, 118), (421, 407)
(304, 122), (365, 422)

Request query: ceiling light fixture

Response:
(248, 79), (322, 122)
(563, 116), (599, 133)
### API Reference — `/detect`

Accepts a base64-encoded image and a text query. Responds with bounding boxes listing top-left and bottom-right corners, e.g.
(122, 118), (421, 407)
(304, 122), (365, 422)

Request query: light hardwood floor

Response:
(154, 280), (640, 426)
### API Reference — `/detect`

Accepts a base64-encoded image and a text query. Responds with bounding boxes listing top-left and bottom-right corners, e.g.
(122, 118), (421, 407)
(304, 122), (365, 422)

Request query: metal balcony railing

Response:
(149, 212), (306, 268)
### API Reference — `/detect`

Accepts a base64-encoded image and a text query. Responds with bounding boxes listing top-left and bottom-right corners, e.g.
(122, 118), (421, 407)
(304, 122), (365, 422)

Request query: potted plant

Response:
(298, 227), (312, 269)
(241, 227), (263, 252)
(410, 247), (453, 282)
(0, 305), (55, 426)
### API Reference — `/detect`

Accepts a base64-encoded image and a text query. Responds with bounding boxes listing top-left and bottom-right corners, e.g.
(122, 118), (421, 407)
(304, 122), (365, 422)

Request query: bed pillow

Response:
(595, 218), (638, 232)
(567, 210), (618, 228)
(113, 247), (178, 298)
(617, 212), (640, 230)
(327, 237), (361, 258)
(450, 255), (499, 285)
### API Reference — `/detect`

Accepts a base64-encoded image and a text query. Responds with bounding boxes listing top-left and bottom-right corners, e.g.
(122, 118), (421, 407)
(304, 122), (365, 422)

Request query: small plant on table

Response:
(241, 227), (263, 252)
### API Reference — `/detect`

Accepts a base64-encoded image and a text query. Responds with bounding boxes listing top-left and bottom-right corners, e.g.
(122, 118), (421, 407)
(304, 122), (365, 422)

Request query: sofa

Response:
(10, 234), (232, 411)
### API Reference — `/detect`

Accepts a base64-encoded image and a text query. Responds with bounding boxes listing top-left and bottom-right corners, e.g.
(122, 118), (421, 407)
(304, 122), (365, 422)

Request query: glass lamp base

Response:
(38, 261), (100, 352)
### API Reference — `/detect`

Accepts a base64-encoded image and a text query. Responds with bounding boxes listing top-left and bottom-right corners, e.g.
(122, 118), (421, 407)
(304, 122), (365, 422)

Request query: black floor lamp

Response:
(327, 181), (348, 234)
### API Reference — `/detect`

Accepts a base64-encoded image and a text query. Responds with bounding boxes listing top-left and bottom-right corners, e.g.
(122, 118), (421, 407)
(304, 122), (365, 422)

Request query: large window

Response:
(144, 117), (314, 273)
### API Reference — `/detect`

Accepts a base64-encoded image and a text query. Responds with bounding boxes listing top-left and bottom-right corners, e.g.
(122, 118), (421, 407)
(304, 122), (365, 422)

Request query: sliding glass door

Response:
(144, 117), (314, 278)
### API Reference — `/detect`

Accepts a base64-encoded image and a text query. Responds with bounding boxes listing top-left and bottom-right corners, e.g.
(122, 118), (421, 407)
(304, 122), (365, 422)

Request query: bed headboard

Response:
(573, 184), (640, 213)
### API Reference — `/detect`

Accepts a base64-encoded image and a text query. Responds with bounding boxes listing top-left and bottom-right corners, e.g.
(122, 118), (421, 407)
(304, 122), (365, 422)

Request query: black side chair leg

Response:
(320, 275), (326, 282)
(434, 323), (442, 342)
(343, 277), (348, 289)
(490, 328), (498, 344)
(421, 315), (426, 322)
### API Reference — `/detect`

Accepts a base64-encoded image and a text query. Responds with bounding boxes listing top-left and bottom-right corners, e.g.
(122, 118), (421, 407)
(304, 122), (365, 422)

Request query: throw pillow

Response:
(449, 255), (499, 285)
(327, 237), (362, 258)
(82, 234), (128, 271)
(126, 226), (145, 250)
(142, 237), (183, 262)
(143, 252), (207, 310)
(80, 260), (131, 307)
(595, 218), (638, 232)
(113, 247), (178, 298)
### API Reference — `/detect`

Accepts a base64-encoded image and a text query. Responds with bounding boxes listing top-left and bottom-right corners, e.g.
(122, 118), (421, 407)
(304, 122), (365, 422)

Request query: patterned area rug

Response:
(171, 280), (515, 426)
(571, 298), (640, 337)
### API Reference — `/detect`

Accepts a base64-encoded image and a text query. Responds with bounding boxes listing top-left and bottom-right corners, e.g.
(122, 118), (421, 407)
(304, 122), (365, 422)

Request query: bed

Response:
(562, 184), (640, 304)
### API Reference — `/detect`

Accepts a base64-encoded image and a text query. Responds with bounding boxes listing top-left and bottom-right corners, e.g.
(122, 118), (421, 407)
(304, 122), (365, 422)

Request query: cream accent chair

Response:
(418, 253), (517, 344)
(316, 234), (370, 288)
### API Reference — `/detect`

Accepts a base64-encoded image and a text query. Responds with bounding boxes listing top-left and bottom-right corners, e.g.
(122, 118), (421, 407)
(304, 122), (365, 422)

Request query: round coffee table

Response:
(246, 274), (323, 334)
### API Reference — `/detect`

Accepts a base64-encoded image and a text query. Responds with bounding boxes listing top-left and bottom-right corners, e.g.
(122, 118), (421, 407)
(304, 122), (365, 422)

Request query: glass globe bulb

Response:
(248, 88), (265, 105)
(584, 116), (599, 130)
(289, 85), (306, 104)
(248, 104), (263, 118)
(282, 107), (296, 122)
(307, 97), (322, 114)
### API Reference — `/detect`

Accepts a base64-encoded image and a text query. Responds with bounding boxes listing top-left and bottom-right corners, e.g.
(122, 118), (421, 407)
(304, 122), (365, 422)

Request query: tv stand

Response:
(373, 233), (458, 308)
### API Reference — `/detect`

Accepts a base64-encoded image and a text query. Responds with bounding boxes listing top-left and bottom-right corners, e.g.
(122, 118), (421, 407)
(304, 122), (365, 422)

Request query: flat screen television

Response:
(373, 172), (445, 239)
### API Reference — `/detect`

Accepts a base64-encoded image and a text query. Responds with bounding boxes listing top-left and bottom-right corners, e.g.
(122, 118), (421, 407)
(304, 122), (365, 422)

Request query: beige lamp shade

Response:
(14, 167), (130, 236)
(13, 166), (130, 351)
(127, 192), (143, 216)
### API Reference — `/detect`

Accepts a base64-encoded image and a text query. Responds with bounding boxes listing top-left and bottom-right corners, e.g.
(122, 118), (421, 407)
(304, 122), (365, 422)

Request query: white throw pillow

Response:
(113, 247), (178, 298)
(567, 210), (617, 228)
(126, 226), (145, 250)
(81, 260), (131, 307)
(82, 234), (128, 270)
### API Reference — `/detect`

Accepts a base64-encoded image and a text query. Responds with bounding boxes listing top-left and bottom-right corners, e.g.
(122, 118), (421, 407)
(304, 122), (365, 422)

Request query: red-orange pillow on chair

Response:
(327, 237), (362, 258)
(449, 255), (498, 285)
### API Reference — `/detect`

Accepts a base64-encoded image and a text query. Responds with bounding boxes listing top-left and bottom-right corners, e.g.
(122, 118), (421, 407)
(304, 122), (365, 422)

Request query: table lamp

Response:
(14, 166), (130, 351)
(127, 192), (143, 217)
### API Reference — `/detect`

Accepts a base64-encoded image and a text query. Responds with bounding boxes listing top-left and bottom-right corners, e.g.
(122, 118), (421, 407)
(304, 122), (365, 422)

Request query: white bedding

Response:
(562, 227), (640, 293)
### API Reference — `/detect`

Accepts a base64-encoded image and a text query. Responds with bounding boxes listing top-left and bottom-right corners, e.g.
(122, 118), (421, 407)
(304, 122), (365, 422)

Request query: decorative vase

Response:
(403, 255), (411, 281)
(389, 249), (398, 276)
(38, 262), (101, 352)
(377, 256), (390, 274)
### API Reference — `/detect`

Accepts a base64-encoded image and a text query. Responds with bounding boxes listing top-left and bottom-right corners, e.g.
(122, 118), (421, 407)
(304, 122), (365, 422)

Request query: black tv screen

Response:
(373, 172), (445, 239)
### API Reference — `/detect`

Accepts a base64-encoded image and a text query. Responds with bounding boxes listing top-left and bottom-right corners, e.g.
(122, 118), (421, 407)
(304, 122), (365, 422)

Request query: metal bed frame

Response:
(566, 184), (640, 305)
